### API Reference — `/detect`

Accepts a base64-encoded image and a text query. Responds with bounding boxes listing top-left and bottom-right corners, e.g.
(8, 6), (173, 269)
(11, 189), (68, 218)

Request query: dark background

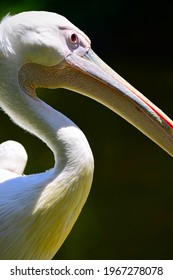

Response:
(0, 1), (173, 259)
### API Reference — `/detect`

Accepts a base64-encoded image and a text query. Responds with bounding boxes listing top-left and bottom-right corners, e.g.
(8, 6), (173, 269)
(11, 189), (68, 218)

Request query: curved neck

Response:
(0, 59), (94, 259)
(0, 60), (82, 173)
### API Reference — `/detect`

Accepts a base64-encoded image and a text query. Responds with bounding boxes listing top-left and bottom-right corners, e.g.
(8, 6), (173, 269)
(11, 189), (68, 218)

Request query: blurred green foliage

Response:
(0, 0), (173, 260)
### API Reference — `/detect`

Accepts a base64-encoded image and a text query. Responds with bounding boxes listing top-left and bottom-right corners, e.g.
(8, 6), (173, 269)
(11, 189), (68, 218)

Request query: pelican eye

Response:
(69, 32), (78, 44)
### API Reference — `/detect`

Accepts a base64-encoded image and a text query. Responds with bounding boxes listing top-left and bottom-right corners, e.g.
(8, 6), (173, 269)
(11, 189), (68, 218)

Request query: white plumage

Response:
(0, 141), (27, 174)
(0, 11), (172, 259)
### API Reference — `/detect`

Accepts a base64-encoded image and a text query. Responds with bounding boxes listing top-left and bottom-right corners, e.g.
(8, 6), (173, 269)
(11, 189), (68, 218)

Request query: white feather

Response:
(0, 11), (94, 259)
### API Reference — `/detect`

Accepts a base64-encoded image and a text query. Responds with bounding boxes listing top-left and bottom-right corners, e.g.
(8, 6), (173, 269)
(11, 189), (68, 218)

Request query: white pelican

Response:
(0, 11), (172, 260)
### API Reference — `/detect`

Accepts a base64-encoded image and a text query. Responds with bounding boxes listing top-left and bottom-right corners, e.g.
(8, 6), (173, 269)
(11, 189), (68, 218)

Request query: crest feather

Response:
(0, 13), (16, 57)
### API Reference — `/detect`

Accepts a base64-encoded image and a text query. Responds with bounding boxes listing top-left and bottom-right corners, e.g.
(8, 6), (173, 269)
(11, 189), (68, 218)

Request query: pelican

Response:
(0, 11), (172, 260)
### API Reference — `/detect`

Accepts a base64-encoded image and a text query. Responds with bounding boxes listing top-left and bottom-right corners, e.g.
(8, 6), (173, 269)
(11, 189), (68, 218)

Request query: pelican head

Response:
(0, 11), (172, 158)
